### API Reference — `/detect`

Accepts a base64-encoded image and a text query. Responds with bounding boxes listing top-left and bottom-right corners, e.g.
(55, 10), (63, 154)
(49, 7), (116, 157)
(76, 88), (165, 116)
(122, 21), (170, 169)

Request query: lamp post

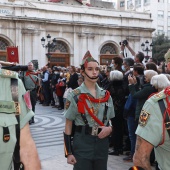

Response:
(41, 34), (57, 66)
(141, 40), (153, 61)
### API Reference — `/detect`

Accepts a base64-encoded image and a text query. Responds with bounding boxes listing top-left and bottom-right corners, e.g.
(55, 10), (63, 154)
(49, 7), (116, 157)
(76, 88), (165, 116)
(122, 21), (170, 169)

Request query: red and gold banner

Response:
(7, 46), (19, 63)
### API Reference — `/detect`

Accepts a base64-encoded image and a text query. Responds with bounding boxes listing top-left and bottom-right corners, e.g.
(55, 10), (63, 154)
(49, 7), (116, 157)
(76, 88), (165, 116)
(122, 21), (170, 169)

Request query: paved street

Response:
(30, 104), (138, 170)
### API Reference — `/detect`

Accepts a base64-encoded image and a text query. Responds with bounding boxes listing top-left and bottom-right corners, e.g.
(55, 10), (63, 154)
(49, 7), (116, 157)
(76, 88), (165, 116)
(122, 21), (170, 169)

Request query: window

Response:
(168, 12), (170, 18)
(158, 0), (164, 2)
(168, 18), (170, 26)
(168, 29), (170, 37)
(120, 1), (125, 7)
(158, 10), (164, 18)
(0, 39), (8, 50)
(100, 43), (117, 55)
(157, 26), (164, 35)
(127, 0), (133, 9)
(144, 0), (150, 5)
(168, 0), (170, 3)
(135, 0), (141, 7)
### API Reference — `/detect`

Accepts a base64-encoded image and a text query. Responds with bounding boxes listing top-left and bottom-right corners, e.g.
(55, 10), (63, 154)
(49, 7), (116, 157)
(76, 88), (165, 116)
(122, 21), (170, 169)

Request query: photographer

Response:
(119, 40), (144, 65)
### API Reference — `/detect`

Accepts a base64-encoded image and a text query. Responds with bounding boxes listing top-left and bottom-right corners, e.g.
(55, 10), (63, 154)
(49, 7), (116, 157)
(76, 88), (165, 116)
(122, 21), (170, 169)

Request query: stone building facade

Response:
(0, 0), (154, 68)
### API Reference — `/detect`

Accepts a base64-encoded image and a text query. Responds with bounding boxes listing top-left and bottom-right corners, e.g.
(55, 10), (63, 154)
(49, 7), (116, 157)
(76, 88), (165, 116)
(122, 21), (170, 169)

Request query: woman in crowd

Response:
(151, 74), (170, 92)
(63, 51), (114, 170)
(67, 65), (79, 90)
(108, 70), (126, 156)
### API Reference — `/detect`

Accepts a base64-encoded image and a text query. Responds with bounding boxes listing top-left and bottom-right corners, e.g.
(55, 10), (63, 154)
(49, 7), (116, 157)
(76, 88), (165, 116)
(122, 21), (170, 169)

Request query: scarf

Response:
(77, 90), (110, 126)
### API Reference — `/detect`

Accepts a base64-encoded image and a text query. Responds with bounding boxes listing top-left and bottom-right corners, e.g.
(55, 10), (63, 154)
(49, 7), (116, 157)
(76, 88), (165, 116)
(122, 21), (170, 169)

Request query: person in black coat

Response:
(67, 66), (79, 89)
(108, 70), (126, 156)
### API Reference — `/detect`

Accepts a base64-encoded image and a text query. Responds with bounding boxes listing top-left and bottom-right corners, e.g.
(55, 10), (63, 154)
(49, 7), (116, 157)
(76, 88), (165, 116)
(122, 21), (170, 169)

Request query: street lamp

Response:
(141, 40), (153, 57)
(41, 34), (57, 65)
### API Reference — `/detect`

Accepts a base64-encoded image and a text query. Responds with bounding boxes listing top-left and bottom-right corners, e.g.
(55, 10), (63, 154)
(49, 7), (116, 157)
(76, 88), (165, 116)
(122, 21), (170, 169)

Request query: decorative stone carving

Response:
(21, 28), (40, 35)
(24, 1), (36, 8)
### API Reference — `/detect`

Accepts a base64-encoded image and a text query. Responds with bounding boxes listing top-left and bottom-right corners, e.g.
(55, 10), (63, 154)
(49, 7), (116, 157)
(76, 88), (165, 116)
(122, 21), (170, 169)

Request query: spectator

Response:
(67, 66), (79, 89)
(128, 70), (158, 120)
(108, 70), (126, 156)
(145, 62), (158, 72)
(124, 70), (158, 162)
(42, 66), (51, 106)
(122, 58), (135, 97)
(133, 64), (145, 89)
(151, 74), (170, 92)
(112, 57), (123, 72)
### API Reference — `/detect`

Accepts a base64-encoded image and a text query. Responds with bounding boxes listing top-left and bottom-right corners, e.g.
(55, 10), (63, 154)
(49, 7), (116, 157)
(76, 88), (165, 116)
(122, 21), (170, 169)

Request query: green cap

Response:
(81, 51), (97, 67)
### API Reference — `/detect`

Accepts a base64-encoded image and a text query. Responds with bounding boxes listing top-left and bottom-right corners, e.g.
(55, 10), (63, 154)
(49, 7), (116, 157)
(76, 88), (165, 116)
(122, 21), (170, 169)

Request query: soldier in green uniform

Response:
(0, 65), (41, 169)
(131, 87), (170, 170)
(20, 62), (39, 124)
(63, 51), (115, 170)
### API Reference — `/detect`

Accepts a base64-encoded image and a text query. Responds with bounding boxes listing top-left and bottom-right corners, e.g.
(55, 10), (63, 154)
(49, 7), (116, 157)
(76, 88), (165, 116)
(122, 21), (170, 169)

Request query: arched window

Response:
(50, 41), (69, 53)
(0, 38), (9, 61)
(100, 43), (119, 65)
(100, 43), (117, 54)
(0, 38), (8, 50)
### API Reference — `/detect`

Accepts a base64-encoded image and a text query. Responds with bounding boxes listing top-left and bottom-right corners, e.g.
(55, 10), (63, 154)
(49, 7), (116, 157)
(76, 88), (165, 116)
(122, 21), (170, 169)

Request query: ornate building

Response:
(0, 0), (154, 67)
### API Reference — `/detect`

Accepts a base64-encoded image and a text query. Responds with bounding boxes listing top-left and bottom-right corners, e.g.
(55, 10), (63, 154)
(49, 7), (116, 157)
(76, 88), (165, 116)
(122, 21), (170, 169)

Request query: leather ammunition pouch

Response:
(63, 132), (73, 157)
(129, 166), (145, 170)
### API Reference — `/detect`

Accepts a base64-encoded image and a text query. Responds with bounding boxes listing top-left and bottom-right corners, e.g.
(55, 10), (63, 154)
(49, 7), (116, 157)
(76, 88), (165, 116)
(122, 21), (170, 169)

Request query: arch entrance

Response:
(48, 40), (70, 68)
(100, 43), (119, 65)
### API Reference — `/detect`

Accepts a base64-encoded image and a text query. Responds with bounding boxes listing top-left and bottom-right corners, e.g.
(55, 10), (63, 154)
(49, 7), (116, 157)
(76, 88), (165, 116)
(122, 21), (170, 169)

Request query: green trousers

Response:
(73, 130), (109, 170)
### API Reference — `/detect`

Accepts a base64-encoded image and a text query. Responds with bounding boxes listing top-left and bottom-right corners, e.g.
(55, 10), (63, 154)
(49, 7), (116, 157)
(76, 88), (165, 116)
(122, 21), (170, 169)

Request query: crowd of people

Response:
(1, 40), (170, 170)
(24, 41), (170, 169)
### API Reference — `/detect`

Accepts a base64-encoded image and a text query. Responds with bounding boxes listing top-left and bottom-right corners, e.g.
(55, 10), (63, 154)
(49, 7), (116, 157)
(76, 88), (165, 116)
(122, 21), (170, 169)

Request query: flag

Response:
(7, 46), (19, 63)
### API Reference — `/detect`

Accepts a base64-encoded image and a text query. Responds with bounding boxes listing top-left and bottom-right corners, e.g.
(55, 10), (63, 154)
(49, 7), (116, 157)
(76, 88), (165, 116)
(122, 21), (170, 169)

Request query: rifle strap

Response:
(103, 102), (108, 124)
(158, 99), (170, 138)
(11, 78), (24, 170)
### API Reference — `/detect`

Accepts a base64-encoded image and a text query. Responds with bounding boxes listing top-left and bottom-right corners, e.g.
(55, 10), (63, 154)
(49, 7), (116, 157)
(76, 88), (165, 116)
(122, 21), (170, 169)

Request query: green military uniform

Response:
(136, 90), (170, 170)
(0, 69), (34, 170)
(64, 82), (115, 170)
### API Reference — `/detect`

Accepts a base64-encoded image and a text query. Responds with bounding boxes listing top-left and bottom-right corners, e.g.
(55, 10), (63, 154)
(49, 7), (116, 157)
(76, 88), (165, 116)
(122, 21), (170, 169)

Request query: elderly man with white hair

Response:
(108, 70), (126, 156)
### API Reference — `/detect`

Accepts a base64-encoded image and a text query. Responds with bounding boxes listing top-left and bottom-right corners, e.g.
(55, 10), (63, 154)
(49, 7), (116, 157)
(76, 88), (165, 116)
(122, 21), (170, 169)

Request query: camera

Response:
(119, 40), (128, 46)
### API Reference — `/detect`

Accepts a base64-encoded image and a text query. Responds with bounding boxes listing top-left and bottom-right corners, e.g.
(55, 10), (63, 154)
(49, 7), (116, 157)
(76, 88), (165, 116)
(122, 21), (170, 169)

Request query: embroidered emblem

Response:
(153, 91), (164, 101)
(23, 91), (32, 110)
(1, 69), (16, 77)
(154, 93), (163, 99)
(73, 89), (80, 95)
(139, 110), (150, 126)
(65, 100), (70, 110)
(14, 102), (21, 115)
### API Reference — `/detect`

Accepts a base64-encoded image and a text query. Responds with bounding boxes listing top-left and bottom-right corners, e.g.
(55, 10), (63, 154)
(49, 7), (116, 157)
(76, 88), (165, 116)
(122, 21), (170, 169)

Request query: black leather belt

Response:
(75, 125), (102, 136)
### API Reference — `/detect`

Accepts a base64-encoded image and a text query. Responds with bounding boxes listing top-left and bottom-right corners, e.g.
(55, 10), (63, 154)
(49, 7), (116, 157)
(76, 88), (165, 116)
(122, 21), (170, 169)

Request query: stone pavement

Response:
(30, 104), (154, 170)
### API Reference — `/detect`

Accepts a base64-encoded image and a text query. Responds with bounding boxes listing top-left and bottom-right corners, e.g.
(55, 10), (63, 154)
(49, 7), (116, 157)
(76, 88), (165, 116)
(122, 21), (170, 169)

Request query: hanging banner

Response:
(7, 46), (19, 63)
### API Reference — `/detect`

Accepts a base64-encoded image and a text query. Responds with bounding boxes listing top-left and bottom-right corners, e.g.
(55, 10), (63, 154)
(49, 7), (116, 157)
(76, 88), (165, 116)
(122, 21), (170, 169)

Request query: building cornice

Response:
(0, 15), (154, 32)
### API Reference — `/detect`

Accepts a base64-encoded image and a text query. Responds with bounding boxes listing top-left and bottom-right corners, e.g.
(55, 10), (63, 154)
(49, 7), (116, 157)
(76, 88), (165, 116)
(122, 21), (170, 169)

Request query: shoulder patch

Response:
(72, 88), (80, 96)
(139, 110), (150, 127)
(152, 91), (165, 102)
(65, 100), (70, 110)
(0, 69), (18, 79)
